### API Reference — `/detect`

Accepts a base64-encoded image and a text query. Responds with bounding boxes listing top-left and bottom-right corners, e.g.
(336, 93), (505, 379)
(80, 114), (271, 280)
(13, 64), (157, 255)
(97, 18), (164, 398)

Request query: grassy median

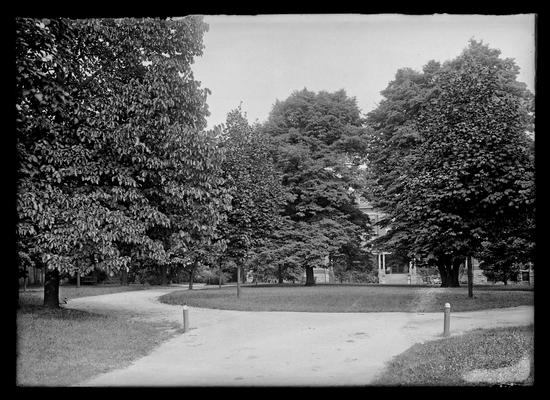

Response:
(159, 284), (534, 312)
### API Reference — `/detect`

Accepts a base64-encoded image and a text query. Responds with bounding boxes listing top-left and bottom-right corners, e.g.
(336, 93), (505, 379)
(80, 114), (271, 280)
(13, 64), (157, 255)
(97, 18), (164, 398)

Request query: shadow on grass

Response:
(16, 294), (178, 387)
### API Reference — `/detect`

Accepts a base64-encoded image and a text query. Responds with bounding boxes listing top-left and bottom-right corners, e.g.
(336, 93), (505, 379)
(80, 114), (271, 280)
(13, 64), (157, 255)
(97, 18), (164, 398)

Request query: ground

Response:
(62, 286), (533, 386)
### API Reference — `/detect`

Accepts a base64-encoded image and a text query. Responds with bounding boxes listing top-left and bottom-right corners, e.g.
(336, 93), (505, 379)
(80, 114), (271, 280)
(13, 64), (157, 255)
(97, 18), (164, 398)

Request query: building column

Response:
(377, 253), (385, 284)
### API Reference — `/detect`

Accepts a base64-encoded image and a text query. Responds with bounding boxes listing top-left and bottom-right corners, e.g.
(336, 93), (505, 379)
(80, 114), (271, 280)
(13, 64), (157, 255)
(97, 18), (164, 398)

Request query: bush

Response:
(352, 270), (378, 284)
(481, 263), (521, 285)
(334, 269), (378, 284)
(64, 268), (110, 284)
(129, 266), (162, 285)
(202, 269), (231, 285)
(417, 266), (440, 285)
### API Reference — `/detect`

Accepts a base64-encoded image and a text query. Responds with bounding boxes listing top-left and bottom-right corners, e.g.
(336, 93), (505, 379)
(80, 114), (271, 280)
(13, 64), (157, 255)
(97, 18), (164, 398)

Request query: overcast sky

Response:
(190, 14), (536, 130)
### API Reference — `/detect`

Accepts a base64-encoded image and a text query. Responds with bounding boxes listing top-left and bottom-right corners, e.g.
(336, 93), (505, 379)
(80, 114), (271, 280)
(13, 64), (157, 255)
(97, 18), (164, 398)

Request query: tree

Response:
(364, 62), (441, 210)
(478, 213), (534, 285)
(363, 61), (441, 274)
(16, 17), (222, 306)
(365, 40), (535, 287)
(261, 89), (371, 285)
(217, 107), (287, 295)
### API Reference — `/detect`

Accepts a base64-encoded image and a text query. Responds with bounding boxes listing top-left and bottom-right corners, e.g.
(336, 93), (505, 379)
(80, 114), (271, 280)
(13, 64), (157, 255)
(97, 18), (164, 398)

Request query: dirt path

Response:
(410, 286), (439, 313)
(65, 287), (533, 387)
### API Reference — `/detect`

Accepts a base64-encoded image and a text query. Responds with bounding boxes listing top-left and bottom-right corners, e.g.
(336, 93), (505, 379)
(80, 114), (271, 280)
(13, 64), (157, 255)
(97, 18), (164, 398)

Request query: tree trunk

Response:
(437, 257), (461, 288)
(437, 263), (449, 287)
(278, 266), (283, 284)
(43, 268), (60, 308)
(76, 270), (80, 288)
(236, 263), (241, 298)
(188, 262), (197, 290)
(160, 264), (167, 286)
(449, 258), (461, 287)
(467, 256), (473, 298)
(305, 266), (315, 286)
(219, 265), (222, 288)
(121, 268), (128, 286)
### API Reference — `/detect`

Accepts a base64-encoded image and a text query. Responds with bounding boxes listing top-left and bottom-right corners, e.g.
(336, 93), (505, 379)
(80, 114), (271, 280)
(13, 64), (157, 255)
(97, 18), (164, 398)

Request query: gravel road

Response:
(65, 286), (534, 387)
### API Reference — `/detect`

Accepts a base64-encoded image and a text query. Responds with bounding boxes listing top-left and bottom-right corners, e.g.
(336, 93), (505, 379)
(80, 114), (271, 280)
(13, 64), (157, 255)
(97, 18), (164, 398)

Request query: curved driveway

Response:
(66, 286), (534, 387)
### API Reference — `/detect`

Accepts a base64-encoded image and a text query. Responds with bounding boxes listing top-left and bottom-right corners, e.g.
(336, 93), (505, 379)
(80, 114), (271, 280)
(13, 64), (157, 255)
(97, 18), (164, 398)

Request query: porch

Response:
(375, 252), (422, 285)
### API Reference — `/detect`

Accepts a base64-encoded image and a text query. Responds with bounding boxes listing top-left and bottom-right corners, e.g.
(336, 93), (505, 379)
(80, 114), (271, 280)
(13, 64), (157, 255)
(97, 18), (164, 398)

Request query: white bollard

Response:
(443, 303), (451, 337)
(183, 304), (189, 333)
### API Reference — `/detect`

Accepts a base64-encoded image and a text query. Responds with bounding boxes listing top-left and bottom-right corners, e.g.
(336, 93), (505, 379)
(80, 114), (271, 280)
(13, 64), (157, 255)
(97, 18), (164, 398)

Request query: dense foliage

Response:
(17, 19), (534, 302)
(260, 89), (372, 285)
(365, 40), (534, 286)
(16, 17), (227, 305)
(217, 107), (288, 283)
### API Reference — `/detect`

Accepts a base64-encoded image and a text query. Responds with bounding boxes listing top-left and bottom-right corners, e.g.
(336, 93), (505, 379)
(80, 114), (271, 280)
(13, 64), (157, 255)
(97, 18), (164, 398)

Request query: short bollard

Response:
(443, 302), (451, 337)
(183, 304), (189, 333)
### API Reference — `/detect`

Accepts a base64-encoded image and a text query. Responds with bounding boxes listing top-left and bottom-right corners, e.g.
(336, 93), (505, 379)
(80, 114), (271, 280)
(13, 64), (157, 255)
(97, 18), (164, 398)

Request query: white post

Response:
(443, 303), (451, 337)
(183, 304), (189, 333)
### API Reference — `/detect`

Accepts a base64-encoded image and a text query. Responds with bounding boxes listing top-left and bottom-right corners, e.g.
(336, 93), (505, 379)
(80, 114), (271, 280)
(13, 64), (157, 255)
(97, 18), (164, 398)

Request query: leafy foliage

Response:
(16, 18), (227, 299)
(478, 224), (533, 285)
(215, 107), (288, 281)
(364, 40), (534, 286)
(260, 89), (372, 283)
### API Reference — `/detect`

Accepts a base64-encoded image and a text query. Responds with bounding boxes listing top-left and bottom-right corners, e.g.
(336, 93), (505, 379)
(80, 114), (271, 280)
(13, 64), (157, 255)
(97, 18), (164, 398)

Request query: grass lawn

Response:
(159, 284), (534, 312)
(20, 282), (151, 303)
(16, 286), (179, 387)
(372, 324), (534, 386)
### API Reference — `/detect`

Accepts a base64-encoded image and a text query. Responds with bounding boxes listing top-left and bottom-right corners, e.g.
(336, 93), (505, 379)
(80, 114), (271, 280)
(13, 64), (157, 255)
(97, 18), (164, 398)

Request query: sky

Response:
(190, 14), (536, 130)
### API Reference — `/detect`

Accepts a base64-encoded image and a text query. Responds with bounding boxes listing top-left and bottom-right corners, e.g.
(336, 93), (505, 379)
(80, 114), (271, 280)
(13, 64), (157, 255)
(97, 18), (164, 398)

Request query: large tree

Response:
(365, 40), (535, 287)
(261, 89), (371, 285)
(217, 107), (287, 294)
(16, 17), (225, 306)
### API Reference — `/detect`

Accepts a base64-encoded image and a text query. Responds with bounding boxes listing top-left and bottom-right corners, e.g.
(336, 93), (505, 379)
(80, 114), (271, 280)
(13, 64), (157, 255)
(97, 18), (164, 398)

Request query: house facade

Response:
(357, 197), (533, 286)
(356, 197), (422, 285)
